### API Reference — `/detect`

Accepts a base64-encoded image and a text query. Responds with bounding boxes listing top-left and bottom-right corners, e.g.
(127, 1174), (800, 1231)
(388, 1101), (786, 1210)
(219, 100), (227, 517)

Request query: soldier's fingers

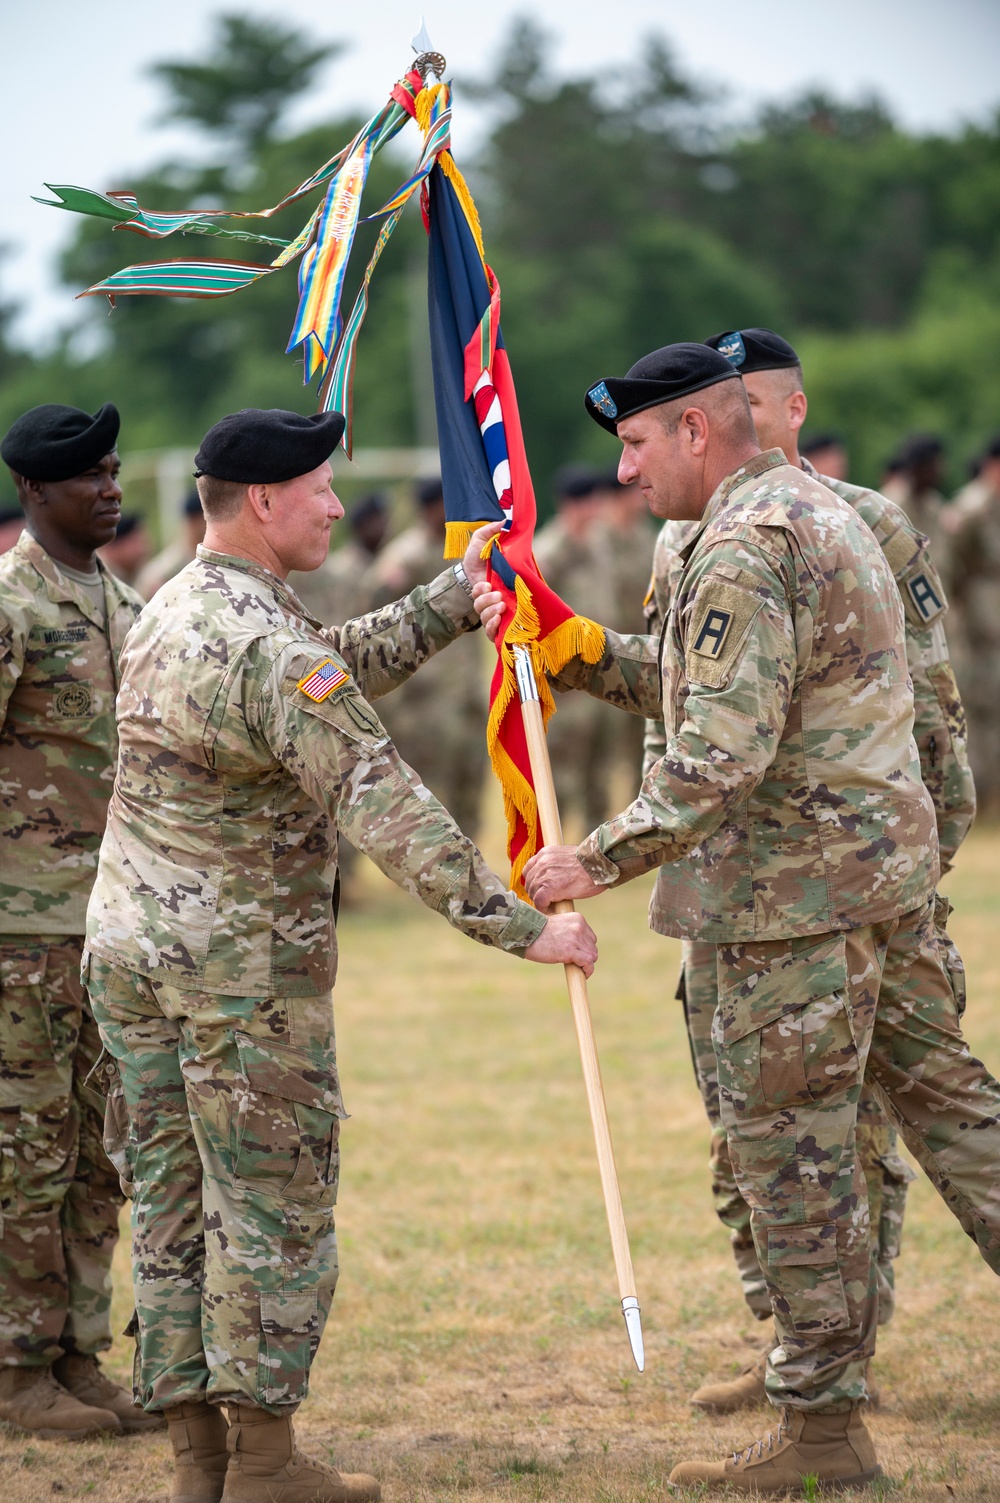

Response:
(462, 521), (505, 587)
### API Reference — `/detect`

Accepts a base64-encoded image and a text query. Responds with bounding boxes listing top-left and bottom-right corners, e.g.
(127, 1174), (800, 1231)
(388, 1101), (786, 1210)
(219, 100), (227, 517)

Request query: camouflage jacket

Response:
(0, 530), (143, 936)
(553, 449), (939, 941)
(86, 548), (543, 994)
(643, 460), (975, 873)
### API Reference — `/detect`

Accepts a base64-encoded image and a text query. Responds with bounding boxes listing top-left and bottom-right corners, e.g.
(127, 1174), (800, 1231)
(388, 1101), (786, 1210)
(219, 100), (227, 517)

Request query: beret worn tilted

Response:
(584, 344), (740, 435)
(193, 408), (347, 484)
(704, 327), (800, 374)
(1, 403), (120, 482)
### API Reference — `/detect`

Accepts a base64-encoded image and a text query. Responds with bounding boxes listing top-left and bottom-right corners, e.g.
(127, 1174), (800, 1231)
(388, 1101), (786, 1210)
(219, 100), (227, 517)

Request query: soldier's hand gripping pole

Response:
(512, 645), (644, 1372)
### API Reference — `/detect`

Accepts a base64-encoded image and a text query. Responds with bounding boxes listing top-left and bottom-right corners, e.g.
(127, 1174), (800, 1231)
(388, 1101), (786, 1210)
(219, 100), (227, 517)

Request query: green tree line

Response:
(1, 13), (998, 501)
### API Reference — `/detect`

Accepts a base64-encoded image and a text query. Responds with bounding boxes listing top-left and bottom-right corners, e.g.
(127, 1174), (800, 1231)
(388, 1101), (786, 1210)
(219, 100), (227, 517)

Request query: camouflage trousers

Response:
(680, 941), (915, 1327)
(0, 936), (122, 1367)
(84, 955), (345, 1414)
(712, 896), (1000, 1411)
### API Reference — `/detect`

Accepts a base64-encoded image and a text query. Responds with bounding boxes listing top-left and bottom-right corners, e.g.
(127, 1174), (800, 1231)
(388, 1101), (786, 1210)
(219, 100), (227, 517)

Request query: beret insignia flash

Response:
(588, 382), (618, 419)
(716, 332), (747, 368)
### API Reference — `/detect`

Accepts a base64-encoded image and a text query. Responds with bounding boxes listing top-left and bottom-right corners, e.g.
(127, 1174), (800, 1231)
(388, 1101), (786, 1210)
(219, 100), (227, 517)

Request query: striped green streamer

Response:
(79, 259), (272, 301)
(318, 205), (405, 454)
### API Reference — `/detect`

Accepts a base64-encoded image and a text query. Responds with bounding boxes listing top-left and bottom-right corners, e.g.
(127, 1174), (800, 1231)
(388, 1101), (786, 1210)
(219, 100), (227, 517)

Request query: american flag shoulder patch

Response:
(297, 658), (351, 703)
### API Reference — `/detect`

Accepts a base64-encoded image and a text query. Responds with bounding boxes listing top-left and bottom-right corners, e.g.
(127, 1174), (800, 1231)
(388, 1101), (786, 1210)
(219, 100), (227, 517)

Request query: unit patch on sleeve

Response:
(905, 569), (946, 625)
(685, 579), (764, 689)
(297, 658), (350, 703)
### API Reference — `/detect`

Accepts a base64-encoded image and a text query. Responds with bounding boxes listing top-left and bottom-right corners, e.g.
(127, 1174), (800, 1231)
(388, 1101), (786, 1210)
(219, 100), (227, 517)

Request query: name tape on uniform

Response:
(297, 659), (350, 703)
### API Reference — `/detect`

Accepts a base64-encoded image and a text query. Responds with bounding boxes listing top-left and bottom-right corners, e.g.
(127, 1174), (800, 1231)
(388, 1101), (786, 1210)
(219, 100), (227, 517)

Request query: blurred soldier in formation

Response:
(82, 407), (595, 1503)
(98, 512), (153, 588)
(366, 477), (487, 838)
(289, 490), (388, 624)
(0, 404), (162, 1441)
(882, 434), (952, 591)
(947, 435), (1000, 813)
(0, 503), (24, 555)
(640, 329), (975, 1417)
(596, 470), (656, 635)
(289, 491), (390, 901)
(800, 430), (849, 482)
(593, 469), (656, 786)
(135, 489), (206, 600)
(533, 465), (619, 833)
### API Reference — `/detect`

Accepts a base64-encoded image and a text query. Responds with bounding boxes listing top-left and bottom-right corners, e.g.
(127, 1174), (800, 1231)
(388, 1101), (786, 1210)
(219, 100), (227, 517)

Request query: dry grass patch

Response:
(2, 818), (998, 1501)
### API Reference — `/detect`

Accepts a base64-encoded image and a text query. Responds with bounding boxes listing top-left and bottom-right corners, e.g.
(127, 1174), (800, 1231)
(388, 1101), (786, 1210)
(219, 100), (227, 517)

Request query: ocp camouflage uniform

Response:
(947, 471), (1000, 812)
(642, 463), (976, 1326)
(0, 530), (142, 1367)
(534, 516), (620, 833)
(83, 547), (545, 1413)
(366, 524), (488, 838)
(554, 449), (1000, 1410)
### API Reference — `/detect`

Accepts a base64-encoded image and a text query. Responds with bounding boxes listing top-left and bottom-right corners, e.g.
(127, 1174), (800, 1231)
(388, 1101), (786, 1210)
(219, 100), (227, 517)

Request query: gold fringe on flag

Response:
(443, 519), (496, 559)
(486, 574), (605, 892)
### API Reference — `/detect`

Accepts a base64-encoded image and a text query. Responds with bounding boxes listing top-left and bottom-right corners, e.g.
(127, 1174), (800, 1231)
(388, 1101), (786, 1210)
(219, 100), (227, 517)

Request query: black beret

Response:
(584, 344), (739, 435)
(704, 327), (800, 374)
(1, 403), (120, 481)
(349, 491), (387, 527)
(110, 512), (143, 540)
(897, 433), (944, 468)
(183, 490), (204, 518)
(193, 408), (346, 484)
(0, 503), (24, 526)
(553, 462), (600, 500)
(800, 431), (844, 456)
(415, 476), (444, 507)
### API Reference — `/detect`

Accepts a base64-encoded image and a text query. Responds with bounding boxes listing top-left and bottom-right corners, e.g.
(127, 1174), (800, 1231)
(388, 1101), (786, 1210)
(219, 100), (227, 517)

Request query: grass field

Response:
(2, 814), (998, 1502)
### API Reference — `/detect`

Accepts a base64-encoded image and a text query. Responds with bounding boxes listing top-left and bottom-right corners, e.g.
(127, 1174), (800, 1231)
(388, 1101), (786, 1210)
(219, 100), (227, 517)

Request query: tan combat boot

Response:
(0, 1365), (122, 1439)
(165, 1401), (230, 1503)
(668, 1406), (881, 1492)
(221, 1405), (380, 1503)
(54, 1352), (165, 1434)
(690, 1344), (768, 1413)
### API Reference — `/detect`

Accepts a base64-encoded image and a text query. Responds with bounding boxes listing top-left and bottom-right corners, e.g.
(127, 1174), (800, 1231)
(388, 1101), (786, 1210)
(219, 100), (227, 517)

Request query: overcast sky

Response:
(2, 0), (998, 347)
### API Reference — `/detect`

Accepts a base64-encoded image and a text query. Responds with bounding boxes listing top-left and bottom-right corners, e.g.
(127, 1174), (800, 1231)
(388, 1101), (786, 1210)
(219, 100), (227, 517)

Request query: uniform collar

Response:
(196, 545), (324, 628)
(15, 528), (132, 628)
(677, 448), (787, 560)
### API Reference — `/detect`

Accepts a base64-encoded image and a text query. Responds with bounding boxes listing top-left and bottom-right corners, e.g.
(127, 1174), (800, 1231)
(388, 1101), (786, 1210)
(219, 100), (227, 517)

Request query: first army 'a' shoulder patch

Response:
(685, 578), (763, 689)
(297, 659), (350, 703)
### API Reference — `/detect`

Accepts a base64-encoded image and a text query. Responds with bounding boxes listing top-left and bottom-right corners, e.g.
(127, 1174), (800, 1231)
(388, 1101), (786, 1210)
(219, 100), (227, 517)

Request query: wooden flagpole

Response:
(513, 646), (644, 1371)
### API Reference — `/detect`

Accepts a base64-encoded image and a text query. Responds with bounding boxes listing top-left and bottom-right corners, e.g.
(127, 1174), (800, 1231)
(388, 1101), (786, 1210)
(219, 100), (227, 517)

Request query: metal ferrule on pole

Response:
(513, 643), (539, 704)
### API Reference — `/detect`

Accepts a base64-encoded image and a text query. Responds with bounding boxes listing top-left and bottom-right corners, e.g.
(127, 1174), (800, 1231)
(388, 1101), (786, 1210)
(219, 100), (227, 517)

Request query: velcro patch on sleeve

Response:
(685, 580), (764, 688)
(297, 658), (351, 703)
(902, 563), (947, 627)
(879, 527), (948, 628)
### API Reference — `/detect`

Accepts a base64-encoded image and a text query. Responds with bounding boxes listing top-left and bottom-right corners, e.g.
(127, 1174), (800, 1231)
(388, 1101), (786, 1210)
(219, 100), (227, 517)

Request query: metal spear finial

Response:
(412, 17), (446, 82)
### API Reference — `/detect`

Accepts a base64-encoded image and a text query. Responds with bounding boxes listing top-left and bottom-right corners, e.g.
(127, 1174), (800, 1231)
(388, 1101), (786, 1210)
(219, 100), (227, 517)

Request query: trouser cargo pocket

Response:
(83, 1049), (134, 1198)
(232, 1032), (347, 1206)
(715, 932), (858, 1115)
(258, 1290), (319, 1407)
(766, 1223), (850, 1335)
